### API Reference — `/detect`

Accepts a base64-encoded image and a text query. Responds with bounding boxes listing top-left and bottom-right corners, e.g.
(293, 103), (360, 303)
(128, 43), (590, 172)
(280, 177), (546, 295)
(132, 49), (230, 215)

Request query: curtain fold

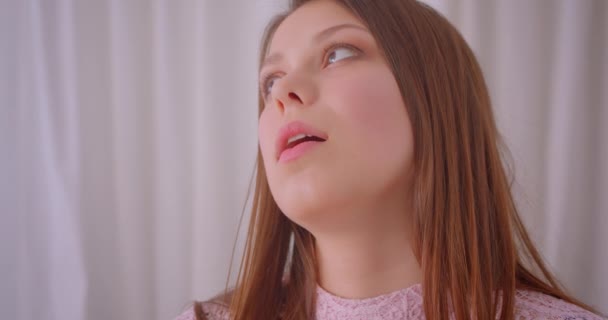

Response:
(2, 1), (606, 319)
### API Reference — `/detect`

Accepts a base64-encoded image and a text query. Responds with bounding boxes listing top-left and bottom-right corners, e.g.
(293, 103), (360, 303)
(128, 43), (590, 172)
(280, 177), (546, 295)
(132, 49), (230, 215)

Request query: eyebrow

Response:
(260, 23), (369, 70)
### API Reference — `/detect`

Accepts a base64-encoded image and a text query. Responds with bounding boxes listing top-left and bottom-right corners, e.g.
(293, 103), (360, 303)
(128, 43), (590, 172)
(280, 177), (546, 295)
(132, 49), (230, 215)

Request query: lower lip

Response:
(278, 141), (323, 163)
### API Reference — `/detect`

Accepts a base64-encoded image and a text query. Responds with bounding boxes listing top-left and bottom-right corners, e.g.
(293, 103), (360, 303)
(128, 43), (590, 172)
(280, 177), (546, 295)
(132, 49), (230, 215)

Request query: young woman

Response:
(175, 0), (604, 319)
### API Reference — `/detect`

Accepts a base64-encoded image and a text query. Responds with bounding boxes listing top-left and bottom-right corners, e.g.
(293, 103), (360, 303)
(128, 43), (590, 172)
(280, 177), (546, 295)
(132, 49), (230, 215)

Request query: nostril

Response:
(288, 92), (302, 103)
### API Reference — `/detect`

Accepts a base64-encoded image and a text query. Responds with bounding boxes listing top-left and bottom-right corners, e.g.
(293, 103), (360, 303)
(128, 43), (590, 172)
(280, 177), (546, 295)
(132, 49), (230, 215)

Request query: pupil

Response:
(328, 53), (336, 64)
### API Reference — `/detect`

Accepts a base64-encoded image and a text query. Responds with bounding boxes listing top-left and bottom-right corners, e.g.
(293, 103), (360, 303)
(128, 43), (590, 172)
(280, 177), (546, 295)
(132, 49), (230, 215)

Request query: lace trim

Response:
(315, 283), (425, 319)
(173, 302), (230, 320)
(173, 286), (603, 320)
(314, 285), (603, 320)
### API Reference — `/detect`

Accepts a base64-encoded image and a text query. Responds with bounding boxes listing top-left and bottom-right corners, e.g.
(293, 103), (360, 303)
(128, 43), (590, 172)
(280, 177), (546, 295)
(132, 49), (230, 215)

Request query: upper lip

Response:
(275, 120), (328, 159)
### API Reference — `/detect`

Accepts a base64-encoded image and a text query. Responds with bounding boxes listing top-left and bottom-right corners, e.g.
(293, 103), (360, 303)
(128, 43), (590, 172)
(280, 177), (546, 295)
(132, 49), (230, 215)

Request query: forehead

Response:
(268, 0), (364, 53)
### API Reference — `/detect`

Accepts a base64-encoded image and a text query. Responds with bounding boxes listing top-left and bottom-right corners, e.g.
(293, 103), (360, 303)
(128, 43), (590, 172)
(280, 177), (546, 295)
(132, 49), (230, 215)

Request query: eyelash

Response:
(259, 41), (361, 99)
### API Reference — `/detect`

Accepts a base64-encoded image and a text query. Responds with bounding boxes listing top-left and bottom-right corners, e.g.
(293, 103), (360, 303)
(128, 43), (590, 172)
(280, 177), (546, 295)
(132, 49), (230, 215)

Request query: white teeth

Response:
(287, 133), (309, 145)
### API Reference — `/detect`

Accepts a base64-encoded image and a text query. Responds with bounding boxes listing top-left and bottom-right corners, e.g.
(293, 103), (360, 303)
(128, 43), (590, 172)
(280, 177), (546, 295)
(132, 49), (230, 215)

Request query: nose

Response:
(272, 73), (316, 113)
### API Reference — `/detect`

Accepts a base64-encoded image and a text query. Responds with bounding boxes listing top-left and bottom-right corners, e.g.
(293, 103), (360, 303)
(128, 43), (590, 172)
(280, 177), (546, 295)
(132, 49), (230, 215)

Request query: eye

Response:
(327, 46), (358, 64)
(260, 74), (279, 99)
(259, 44), (361, 99)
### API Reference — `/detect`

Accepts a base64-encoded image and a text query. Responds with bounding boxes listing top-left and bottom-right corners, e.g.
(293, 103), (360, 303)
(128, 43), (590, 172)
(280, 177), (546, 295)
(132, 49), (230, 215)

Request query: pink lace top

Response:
(173, 283), (604, 320)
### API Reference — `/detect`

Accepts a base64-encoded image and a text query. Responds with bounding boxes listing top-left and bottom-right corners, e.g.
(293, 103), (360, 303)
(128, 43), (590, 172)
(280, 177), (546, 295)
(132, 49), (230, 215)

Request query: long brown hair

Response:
(197, 0), (600, 319)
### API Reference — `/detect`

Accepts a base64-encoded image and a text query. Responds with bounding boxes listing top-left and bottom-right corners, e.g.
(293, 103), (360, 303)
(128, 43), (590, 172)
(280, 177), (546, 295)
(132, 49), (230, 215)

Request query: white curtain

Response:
(1, 1), (606, 319)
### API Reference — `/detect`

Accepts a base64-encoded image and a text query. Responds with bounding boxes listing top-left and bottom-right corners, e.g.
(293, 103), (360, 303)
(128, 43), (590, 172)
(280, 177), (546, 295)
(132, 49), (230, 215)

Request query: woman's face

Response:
(258, 0), (414, 231)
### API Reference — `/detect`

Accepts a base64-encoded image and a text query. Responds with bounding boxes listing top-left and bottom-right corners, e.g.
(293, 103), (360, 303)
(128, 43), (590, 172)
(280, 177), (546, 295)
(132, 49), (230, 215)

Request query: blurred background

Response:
(1, 0), (606, 319)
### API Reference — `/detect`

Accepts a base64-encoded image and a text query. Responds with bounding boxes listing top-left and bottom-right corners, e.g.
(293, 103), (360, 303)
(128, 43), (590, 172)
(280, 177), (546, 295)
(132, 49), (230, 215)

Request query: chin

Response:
(278, 196), (325, 224)
(276, 188), (356, 234)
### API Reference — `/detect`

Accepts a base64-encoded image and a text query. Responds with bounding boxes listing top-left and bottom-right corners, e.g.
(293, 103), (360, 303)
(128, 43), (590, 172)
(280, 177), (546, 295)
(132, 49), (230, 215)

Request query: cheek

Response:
(330, 67), (412, 155)
(258, 109), (276, 161)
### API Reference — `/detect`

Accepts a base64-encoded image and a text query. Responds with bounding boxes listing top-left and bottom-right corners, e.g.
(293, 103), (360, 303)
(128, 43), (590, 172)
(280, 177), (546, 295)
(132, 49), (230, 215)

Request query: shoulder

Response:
(173, 291), (233, 320)
(514, 289), (605, 320)
(172, 301), (231, 320)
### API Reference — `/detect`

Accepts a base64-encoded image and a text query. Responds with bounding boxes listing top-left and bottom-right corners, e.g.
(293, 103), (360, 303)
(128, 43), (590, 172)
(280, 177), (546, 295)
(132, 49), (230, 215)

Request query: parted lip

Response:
(275, 120), (328, 160)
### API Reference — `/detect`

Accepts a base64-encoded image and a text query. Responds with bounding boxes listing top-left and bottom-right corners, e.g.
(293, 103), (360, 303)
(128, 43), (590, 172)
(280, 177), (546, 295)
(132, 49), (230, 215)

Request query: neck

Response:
(313, 213), (422, 299)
